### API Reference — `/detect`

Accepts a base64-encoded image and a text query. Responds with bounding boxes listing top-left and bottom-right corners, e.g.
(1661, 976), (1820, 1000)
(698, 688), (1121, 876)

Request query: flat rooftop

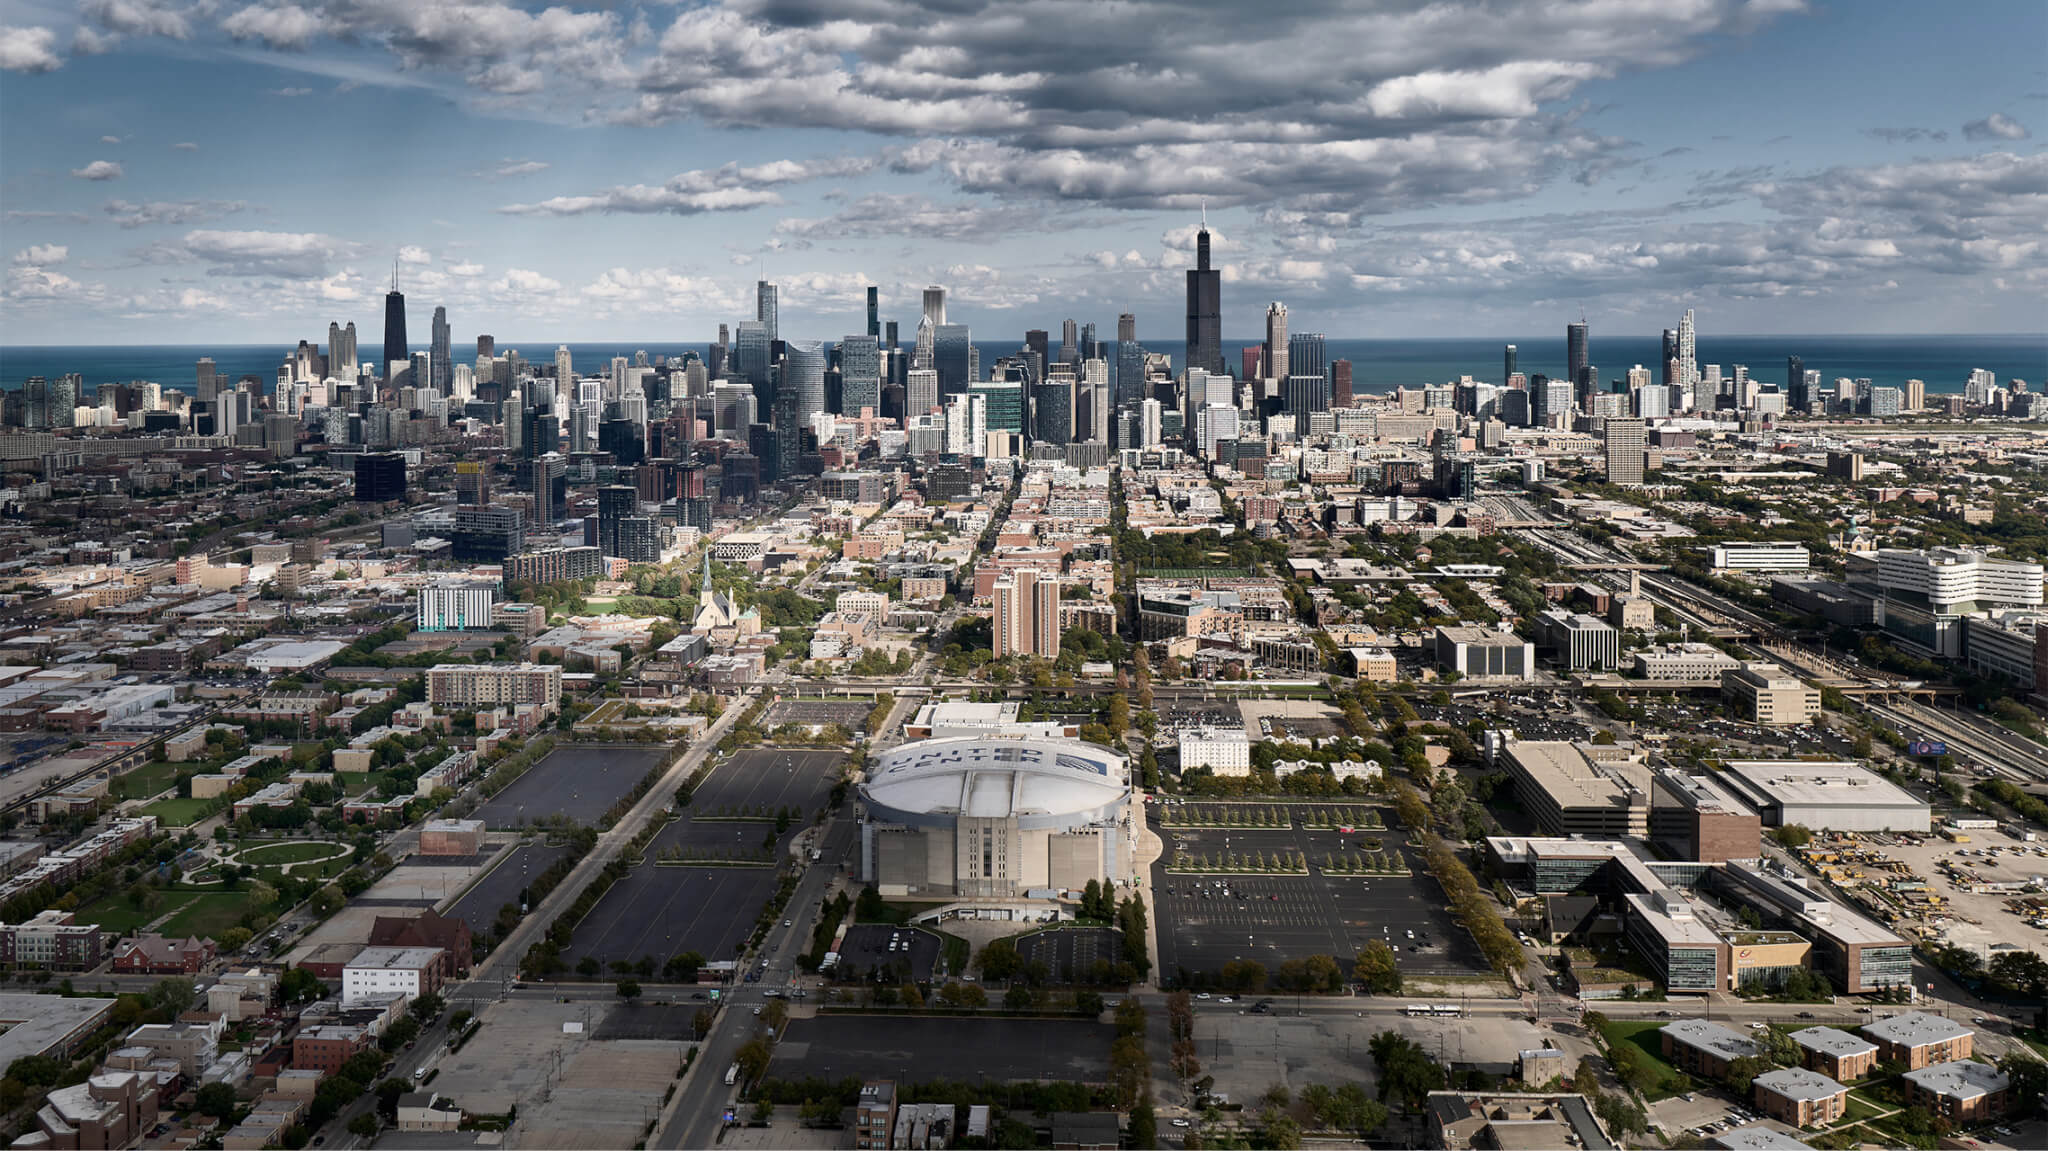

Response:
(1862, 1011), (1972, 1049)
(1662, 1019), (1757, 1062)
(1719, 761), (1928, 812)
(1504, 741), (1645, 813)
(1708, 1126), (1817, 1150)
(1790, 1027), (1877, 1058)
(345, 946), (443, 971)
(1902, 1059), (2007, 1101)
(0, 993), (117, 1066)
(1753, 1067), (1844, 1103)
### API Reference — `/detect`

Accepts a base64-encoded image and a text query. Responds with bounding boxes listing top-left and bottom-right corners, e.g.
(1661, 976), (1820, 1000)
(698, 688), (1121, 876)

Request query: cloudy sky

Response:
(1, 0), (2043, 345)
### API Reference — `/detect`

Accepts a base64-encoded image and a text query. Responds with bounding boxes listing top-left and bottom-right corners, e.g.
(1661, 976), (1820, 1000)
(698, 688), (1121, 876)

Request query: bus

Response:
(1404, 1004), (1464, 1017)
(725, 1062), (740, 1086)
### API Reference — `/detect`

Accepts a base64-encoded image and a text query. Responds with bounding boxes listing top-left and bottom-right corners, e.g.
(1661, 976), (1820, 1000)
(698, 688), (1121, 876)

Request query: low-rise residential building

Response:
(12, 1070), (159, 1151)
(1862, 1012), (1973, 1069)
(1752, 1067), (1846, 1128)
(110, 934), (214, 975)
(396, 1092), (464, 1131)
(1424, 1091), (1616, 1150)
(1789, 1027), (1877, 1081)
(0, 911), (104, 970)
(1660, 1019), (1757, 1079)
(1901, 1059), (2008, 1123)
(855, 1080), (897, 1150)
(341, 947), (445, 1006)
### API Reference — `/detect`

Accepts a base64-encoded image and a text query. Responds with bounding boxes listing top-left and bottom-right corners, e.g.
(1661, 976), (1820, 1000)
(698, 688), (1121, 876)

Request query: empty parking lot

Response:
(472, 744), (670, 828)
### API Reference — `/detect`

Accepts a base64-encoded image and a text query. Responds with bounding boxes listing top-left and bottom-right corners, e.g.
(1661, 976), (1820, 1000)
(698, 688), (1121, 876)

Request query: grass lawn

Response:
(77, 890), (198, 934)
(139, 797), (215, 827)
(236, 841), (340, 865)
(112, 762), (182, 801)
(1837, 1093), (1889, 1125)
(335, 772), (391, 797)
(159, 892), (254, 939)
(1597, 1019), (1687, 1100)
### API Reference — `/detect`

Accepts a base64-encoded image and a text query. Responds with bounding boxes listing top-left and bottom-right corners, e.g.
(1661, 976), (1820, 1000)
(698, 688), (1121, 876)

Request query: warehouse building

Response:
(1716, 761), (1930, 833)
(859, 737), (1133, 900)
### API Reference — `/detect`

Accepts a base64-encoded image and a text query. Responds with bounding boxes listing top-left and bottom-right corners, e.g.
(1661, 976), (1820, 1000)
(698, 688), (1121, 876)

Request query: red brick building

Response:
(368, 910), (473, 979)
(110, 934), (215, 975)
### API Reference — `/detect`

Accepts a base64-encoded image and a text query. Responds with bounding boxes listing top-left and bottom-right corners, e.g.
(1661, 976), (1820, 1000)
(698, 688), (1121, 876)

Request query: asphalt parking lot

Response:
(762, 699), (872, 728)
(445, 840), (574, 935)
(770, 1016), (1113, 1085)
(1014, 927), (1126, 984)
(472, 744), (671, 828)
(561, 864), (772, 969)
(834, 924), (942, 983)
(554, 748), (846, 968)
(1151, 804), (1490, 984)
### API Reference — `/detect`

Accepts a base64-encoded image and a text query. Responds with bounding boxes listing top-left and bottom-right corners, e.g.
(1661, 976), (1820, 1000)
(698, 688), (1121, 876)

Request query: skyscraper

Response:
(1025, 330), (1050, 377)
(1678, 308), (1697, 389)
(780, 340), (827, 465)
(1264, 302), (1289, 380)
(840, 334), (881, 415)
(993, 569), (1061, 659)
(934, 323), (973, 399)
(1504, 344), (1517, 384)
(866, 285), (879, 339)
(1114, 313), (1143, 407)
(382, 269), (408, 387)
(1286, 332), (1327, 383)
(196, 357), (219, 404)
(1604, 417), (1647, 486)
(907, 369), (939, 417)
(1185, 214), (1224, 377)
(756, 280), (779, 342)
(1787, 354), (1807, 411)
(922, 285), (946, 328)
(1059, 318), (1079, 365)
(1331, 359), (1354, 409)
(596, 485), (638, 558)
(430, 306), (451, 393)
(327, 322), (357, 379)
(1567, 320), (1590, 389)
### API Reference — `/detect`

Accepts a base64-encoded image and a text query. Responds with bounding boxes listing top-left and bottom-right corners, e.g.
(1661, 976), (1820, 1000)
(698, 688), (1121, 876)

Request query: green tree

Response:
(1129, 1099), (1157, 1149)
(615, 979), (642, 1000)
(1353, 940), (1402, 994)
(195, 1082), (239, 1120)
(347, 1113), (380, 1139)
(408, 993), (445, 1024)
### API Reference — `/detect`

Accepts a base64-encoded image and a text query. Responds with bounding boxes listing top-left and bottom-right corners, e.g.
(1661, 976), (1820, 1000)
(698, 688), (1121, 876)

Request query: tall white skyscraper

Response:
(907, 369), (939, 416)
(1080, 358), (1110, 443)
(921, 285), (946, 328)
(1677, 308), (1697, 389)
(555, 346), (573, 408)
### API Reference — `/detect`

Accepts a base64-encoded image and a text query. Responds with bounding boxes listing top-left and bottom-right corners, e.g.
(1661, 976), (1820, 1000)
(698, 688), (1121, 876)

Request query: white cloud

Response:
(1962, 113), (2031, 141)
(71, 160), (124, 181)
(100, 135), (122, 145)
(0, 25), (62, 73)
(398, 245), (433, 265)
(498, 156), (870, 216)
(172, 141), (199, 150)
(221, 3), (331, 49)
(270, 86), (313, 97)
(172, 228), (363, 277)
(104, 199), (250, 228)
(12, 244), (68, 265)
(490, 159), (550, 178)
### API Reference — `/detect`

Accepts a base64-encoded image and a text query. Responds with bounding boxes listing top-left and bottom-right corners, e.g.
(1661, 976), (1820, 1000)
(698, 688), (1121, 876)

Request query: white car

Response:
(1217, 997), (1234, 1004)
(1171, 1119), (1191, 1128)
(1195, 992), (1211, 1000)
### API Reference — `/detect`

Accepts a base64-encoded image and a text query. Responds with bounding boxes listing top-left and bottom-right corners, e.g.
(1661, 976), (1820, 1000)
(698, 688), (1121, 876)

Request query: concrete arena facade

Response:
(859, 736), (1133, 899)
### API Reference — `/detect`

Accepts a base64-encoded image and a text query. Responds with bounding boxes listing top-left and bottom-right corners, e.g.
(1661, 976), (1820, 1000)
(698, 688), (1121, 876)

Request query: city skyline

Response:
(1, 0), (2045, 344)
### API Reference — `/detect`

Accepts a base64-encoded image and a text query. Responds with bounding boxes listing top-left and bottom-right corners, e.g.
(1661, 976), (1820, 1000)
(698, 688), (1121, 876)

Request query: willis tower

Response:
(382, 262), (408, 387)
(1184, 209), (1223, 377)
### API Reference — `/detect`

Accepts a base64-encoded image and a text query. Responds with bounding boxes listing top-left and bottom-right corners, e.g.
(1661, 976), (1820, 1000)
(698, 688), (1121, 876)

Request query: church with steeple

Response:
(691, 545), (759, 644)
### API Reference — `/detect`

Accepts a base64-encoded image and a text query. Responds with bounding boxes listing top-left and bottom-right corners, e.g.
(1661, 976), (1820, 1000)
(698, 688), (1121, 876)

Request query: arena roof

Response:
(861, 737), (1128, 821)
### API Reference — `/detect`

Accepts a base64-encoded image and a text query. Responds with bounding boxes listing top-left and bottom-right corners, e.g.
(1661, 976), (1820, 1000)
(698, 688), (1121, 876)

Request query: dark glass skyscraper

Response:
(1185, 219), (1224, 377)
(756, 280), (778, 342)
(1503, 343), (1517, 383)
(866, 286), (879, 339)
(382, 276), (408, 386)
(1787, 354), (1808, 410)
(1566, 320), (1590, 388)
(430, 306), (450, 393)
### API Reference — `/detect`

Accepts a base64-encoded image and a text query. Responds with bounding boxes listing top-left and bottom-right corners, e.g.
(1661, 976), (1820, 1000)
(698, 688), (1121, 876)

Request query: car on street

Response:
(1171, 1119), (1191, 1128)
